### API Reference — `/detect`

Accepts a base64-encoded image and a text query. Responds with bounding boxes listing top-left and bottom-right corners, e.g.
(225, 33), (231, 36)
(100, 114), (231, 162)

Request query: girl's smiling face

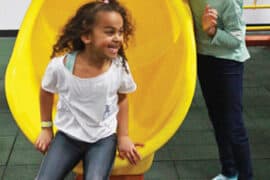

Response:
(83, 11), (124, 60)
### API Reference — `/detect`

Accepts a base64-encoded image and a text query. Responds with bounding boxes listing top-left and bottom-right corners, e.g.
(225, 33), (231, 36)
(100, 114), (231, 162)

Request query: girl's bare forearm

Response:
(117, 93), (129, 137)
(40, 88), (54, 122)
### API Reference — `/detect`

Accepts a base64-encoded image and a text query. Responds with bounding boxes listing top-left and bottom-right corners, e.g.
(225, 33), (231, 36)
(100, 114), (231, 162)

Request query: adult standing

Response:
(188, 0), (253, 180)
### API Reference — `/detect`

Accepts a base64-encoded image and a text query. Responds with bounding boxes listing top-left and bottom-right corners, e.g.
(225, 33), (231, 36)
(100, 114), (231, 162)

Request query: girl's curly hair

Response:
(51, 0), (134, 72)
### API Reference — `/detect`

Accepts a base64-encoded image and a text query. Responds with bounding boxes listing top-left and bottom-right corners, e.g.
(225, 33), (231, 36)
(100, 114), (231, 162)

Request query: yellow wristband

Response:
(41, 121), (53, 128)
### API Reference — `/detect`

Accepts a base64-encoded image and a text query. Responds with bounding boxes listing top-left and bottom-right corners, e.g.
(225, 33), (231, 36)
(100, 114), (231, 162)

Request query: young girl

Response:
(35, 1), (142, 179)
(189, 0), (253, 180)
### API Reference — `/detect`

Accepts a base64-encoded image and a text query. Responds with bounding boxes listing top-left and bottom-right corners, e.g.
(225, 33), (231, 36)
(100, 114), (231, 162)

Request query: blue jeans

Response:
(197, 54), (253, 180)
(36, 131), (117, 180)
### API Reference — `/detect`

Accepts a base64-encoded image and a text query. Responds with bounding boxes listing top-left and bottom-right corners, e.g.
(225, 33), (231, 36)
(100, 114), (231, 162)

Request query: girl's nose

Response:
(113, 33), (123, 42)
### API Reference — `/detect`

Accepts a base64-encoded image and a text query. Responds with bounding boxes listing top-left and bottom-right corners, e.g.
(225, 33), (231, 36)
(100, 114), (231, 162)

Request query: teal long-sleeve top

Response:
(189, 0), (250, 62)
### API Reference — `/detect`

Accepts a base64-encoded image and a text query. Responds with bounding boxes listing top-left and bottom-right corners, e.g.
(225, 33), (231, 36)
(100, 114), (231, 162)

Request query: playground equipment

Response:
(5, 0), (196, 176)
(244, 4), (270, 46)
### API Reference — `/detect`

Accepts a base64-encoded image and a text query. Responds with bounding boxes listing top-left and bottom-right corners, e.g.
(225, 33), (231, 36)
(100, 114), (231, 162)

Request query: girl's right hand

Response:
(35, 128), (53, 153)
(202, 4), (218, 36)
(117, 135), (144, 165)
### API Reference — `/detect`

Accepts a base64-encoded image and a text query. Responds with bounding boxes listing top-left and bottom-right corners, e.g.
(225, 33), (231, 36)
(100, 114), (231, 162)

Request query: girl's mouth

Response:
(108, 45), (119, 54)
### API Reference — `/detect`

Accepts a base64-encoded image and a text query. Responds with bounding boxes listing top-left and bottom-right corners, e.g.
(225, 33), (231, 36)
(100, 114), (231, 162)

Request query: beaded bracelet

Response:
(41, 121), (53, 128)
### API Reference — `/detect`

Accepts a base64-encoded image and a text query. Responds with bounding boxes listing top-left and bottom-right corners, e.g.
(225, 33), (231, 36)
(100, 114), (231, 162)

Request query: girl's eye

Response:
(105, 31), (115, 35)
(119, 30), (124, 36)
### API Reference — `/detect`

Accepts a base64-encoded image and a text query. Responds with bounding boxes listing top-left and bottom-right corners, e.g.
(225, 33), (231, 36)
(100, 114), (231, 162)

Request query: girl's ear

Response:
(81, 34), (91, 44)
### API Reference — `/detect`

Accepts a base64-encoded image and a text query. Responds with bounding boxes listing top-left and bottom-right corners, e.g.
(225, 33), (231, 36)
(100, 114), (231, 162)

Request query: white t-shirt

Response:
(41, 55), (136, 142)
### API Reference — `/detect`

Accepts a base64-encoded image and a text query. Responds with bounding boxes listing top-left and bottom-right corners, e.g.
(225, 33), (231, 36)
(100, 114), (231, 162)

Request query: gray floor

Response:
(1, 37), (270, 180)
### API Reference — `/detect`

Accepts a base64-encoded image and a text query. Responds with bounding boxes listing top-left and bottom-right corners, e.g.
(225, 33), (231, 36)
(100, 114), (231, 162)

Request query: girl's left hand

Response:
(117, 136), (144, 165)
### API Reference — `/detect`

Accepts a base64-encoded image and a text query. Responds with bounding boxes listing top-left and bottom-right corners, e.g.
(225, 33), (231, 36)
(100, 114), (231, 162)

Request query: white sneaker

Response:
(212, 174), (238, 180)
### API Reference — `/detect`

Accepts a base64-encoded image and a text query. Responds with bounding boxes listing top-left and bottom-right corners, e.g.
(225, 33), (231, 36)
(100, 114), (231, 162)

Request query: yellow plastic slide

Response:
(5, 0), (196, 175)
